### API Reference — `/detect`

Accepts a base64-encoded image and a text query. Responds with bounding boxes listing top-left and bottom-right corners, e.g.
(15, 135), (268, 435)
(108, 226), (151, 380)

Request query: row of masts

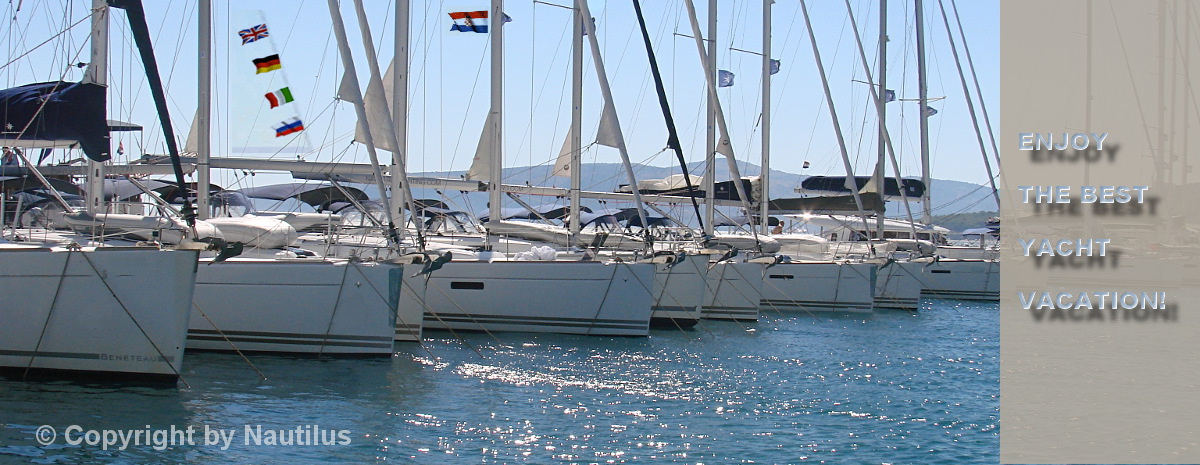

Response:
(86, 1), (967, 248)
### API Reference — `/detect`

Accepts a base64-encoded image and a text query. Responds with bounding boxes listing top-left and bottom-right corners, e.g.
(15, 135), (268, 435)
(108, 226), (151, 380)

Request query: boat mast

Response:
(197, 0), (211, 219)
(84, 0), (109, 215)
(393, 0), (410, 234)
(874, 0), (886, 239)
(351, 0), (423, 250)
(703, 0), (716, 237)
(798, 0), (872, 234)
(683, 0), (759, 242)
(915, 0), (931, 224)
(759, 0), (771, 235)
(486, 0), (504, 236)
(569, 0), (583, 246)
(324, 0), (400, 248)
(843, 0), (921, 242)
(630, 0), (704, 231)
(577, 0), (649, 235)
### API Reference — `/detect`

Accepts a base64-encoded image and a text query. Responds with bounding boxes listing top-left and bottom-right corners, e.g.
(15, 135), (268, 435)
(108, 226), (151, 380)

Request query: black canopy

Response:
(0, 81), (109, 161)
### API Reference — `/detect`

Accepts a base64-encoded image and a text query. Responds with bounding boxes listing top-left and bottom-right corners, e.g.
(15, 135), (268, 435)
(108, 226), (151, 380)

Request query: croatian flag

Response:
(272, 117), (304, 137)
(449, 11), (489, 33)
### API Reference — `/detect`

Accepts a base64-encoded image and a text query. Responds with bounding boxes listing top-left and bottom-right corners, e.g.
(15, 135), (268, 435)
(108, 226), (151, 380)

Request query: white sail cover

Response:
(615, 173), (702, 193)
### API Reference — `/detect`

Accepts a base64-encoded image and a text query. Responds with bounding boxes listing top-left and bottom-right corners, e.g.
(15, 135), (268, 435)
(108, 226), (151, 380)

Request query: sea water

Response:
(0, 299), (997, 463)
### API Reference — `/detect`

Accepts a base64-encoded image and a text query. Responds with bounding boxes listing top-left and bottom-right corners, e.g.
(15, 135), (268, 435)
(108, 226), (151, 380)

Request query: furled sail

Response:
(551, 126), (575, 178)
(337, 60), (398, 154)
(465, 112), (496, 181)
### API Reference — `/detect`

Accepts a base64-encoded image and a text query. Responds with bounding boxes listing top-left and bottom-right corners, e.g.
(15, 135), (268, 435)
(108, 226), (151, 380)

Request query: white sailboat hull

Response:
(703, 262), (764, 321)
(420, 261), (655, 336)
(918, 259), (1000, 301)
(0, 246), (198, 380)
(188, 259), (405, 355)
(759, 262), (876, 314)
(394, 269), (426, 342)
(874, 260), (924, 310)
(649, 255), (707, 328)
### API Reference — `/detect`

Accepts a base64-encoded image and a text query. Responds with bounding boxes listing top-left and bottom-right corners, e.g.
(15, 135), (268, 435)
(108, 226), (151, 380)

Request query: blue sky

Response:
(0, 0), (998, 196)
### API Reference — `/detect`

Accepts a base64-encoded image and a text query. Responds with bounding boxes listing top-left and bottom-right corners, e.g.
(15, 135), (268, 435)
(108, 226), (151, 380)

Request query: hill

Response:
(412, 161), (998, 217)
(929, 211), (997, 235)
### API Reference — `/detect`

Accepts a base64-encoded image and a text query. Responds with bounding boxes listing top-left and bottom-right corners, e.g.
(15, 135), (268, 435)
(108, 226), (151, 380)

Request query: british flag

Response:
(238, 24), (269, 45)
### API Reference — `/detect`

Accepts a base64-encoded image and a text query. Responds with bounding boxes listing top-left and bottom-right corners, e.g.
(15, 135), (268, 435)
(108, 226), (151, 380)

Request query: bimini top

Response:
(478, 203), (593, 223)
(787, 214), (950, 235)
(797, 176), (926, 200)
(237, 182), (370, 212)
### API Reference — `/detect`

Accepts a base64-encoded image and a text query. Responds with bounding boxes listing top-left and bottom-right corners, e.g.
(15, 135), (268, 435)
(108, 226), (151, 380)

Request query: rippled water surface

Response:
(0, 299), (997, 463)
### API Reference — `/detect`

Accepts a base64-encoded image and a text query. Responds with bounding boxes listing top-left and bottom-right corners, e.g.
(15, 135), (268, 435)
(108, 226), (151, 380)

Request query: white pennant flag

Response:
(595, 101), (620, 148)
(716, 127), (734, 156)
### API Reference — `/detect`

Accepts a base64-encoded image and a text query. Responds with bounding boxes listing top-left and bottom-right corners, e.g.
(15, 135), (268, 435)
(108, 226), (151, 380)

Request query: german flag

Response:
(253, 54), (281, 74)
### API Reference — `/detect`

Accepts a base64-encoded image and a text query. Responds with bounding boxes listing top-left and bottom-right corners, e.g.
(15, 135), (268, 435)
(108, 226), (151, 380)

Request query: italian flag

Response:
(265, 87), (294, 108)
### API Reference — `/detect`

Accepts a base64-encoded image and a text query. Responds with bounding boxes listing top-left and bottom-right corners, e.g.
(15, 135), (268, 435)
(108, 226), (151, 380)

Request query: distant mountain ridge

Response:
(412, 161), (998, 216)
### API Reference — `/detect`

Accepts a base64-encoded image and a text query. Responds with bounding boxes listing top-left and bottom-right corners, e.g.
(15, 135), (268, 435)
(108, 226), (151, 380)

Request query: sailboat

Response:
(321, 0), (657, 337)
(677, 0), (878, 316)
(778, 0), (998, 303)
(180, 1), (422, 353)
(0, 0), (200, 381)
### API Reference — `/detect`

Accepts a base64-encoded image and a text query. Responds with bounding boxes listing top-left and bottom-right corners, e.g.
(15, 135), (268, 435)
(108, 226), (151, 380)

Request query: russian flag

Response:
(449, 11), (489, 33)
(272, 117), (304, 137)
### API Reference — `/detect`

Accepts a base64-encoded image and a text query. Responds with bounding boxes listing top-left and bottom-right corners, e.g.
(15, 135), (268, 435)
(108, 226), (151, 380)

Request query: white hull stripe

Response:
(0, 349), (174, 362)
(920, 289), (1000, 300)
(652, 306), (700, 315)
(874, 297), (920, 309)
(424, 314), (648, 331)
(701, 306), (759, 320)
(188, 330), (393, 349)
(761, 299), (873, 309)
